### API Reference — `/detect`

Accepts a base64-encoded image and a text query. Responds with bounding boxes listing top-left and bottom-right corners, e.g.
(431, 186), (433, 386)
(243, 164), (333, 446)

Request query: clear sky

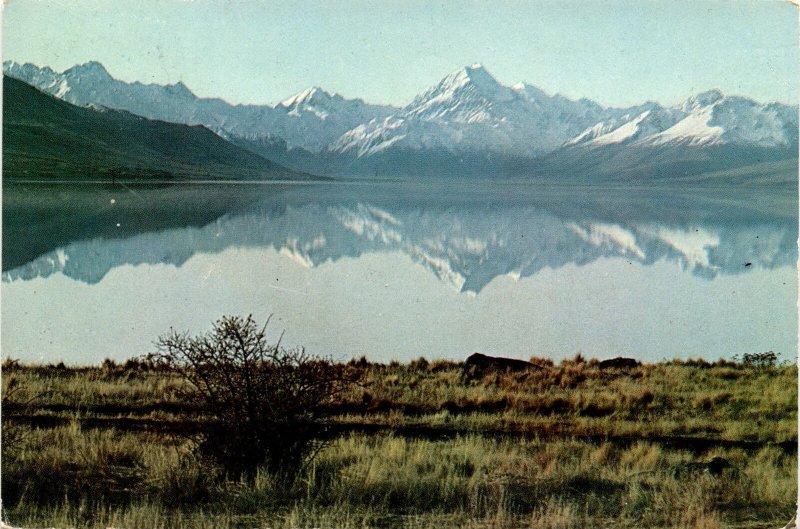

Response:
(2, 0), (798, 107)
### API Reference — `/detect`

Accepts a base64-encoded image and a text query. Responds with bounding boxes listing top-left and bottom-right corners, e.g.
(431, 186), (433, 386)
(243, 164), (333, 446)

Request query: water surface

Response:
(2, 181), (796, 364)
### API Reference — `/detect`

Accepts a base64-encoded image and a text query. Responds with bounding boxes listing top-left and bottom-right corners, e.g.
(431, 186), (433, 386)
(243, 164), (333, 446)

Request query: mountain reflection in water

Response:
(2, 181), (796, 363)
(3, 182), (796, 292)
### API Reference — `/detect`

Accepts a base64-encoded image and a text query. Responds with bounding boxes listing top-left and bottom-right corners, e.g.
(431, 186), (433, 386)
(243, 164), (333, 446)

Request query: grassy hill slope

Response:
(3, 76), (317, 181)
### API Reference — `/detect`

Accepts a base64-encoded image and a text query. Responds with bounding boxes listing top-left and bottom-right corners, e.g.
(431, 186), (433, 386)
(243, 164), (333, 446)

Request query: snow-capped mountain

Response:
(646, 94), (797, 147)
(327, 64), (795, 178)
(565, 104), (684, 146)
(331, 64), (609, 159)
(566, 89), (797, 149)
(4, 60), (797, 180)
(2, 60), (396, 153)
(543, 89), (798, 183)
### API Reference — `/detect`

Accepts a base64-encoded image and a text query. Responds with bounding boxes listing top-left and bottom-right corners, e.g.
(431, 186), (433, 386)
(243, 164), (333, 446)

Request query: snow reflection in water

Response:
(2, 182), (796, 363)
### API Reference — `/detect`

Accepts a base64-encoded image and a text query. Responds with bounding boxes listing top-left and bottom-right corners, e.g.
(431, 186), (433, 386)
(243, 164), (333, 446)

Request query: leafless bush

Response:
(1, 376), (45, 459)
(149, 314), (360, 477)
(734, 351), (780, 369)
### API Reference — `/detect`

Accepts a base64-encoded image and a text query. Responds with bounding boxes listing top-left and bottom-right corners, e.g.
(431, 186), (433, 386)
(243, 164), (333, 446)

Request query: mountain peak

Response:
(64, 61), (111, 79)
(512, 81), (551, 101)
(463, 63), (487, 75)
(280, 86), (334, 108)
(411, 63), (513, 107)
(681, 89), (725, 112)
(166, 81), (194, 98)
(4, 60), (56, 76)
(696, 88), (724, 101)
(449, 63), (499, 89)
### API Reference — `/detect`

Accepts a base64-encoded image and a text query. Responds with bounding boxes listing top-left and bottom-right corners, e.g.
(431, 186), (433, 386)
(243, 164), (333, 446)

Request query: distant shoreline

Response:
(2, 178), (334, 186)
(3, 177), (795, 193)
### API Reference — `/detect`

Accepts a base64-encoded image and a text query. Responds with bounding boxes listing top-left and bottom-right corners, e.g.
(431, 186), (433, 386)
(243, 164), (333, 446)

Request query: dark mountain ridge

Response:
(3, 76), (315, 182)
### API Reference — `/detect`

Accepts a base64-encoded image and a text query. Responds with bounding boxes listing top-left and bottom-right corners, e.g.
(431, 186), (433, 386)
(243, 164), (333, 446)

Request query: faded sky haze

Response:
(2, 1), (798, 107)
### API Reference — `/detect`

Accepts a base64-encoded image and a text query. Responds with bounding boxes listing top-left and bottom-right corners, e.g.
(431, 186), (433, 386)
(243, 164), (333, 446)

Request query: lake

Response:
(2, 181), (796, 364)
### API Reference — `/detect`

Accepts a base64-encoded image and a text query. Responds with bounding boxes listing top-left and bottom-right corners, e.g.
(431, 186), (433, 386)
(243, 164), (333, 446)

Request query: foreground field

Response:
(2, 357), (796, 528)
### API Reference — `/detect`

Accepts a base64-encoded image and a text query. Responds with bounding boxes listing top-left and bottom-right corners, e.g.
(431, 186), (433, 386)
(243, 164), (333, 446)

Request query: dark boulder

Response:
(598, 357), (640, 369)
(463, 353), (540, 380)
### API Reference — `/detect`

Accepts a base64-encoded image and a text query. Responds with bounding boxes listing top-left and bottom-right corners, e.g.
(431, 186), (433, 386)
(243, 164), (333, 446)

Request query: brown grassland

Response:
(1, 354), (796, 529)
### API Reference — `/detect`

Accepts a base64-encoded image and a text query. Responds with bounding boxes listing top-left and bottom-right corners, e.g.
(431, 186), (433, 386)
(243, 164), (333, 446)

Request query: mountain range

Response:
(3, 75), (311, 181)
(4, 60), (798, 182)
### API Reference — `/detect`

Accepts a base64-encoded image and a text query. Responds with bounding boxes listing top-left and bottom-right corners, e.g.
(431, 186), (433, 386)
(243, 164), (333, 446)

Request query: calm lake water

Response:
(2, 181), (797, 364)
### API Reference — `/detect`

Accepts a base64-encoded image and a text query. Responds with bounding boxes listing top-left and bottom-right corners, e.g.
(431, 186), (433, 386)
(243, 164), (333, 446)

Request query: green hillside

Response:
(3, 76), (316, 181)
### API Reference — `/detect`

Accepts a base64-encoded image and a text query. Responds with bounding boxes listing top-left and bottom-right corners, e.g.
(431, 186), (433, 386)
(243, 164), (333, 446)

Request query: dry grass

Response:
(4, 359), (795, 442)
(3, 426), (795, 528)
(2, 358), (796, 528)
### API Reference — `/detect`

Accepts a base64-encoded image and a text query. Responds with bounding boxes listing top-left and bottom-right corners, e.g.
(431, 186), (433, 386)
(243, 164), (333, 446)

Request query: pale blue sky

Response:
(3, 0), (798, 107)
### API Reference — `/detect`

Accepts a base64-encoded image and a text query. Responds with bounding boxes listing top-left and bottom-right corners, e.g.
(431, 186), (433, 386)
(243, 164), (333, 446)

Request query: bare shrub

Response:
(1, 377), (26, 459)
(739, 351), (780, 369)
(149, 314), (360, 477)
(2, 375), (50, 460)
